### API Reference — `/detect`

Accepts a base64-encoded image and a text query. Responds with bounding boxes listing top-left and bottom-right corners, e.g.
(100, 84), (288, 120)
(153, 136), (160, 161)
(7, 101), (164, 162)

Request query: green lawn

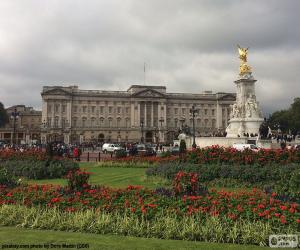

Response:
(0, 226), (268, 250)
(28, 163), (169, 189)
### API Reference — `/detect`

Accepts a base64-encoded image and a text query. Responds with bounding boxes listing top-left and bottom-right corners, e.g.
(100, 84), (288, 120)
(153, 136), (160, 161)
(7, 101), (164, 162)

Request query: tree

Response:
(268, 98), (300, 135)
(179, 139), (187, 154)
(0, 102), (9, 127)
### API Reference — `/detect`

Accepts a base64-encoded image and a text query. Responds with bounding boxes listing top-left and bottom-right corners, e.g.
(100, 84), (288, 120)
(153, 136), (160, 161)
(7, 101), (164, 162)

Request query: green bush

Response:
(0, 167), (18, 187)
(160, 151), (171, 158)
(146, 162), (300, 200)
(179, 140), (186, 154)
(115, 149), (127, 158)
(0, 159), (79, 180)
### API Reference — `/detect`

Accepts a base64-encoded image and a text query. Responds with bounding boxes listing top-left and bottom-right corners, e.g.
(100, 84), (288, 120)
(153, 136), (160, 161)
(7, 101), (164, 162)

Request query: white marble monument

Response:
(226, 45), (264, 137)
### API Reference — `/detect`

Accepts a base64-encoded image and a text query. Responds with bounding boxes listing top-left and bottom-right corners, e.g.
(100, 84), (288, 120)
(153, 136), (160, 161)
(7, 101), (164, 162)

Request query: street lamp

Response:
(10, 108), (20, 146)
(140, 121), (144, 143)
(189, 105), (199, 149)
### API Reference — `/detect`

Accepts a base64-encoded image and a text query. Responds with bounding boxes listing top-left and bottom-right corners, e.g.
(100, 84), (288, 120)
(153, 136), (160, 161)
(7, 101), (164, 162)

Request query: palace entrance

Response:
(145, 131), (153, 143)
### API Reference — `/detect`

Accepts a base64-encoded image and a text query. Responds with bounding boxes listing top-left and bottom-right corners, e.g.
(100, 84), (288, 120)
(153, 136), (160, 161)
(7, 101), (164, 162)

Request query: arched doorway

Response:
(145, 131), (153, 143)
(98, 133), (105, 142)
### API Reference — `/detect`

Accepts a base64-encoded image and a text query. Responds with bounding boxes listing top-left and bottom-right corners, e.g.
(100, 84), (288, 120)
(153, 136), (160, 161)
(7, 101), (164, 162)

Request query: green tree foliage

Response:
(268, 98), (300, 134)
(0, 102), (9, 127)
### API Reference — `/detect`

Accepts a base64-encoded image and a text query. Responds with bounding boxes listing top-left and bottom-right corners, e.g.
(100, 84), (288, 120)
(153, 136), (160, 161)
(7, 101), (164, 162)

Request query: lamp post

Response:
(189, 105), (199, 149)
(10, 108), (20, 146)
(159, 117), (164, 143)
(140, 121), (144, 143)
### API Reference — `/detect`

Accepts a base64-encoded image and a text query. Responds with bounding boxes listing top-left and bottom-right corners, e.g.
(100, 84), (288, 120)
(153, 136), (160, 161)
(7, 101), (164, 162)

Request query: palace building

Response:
(41, 85), (235, 144)
(0, 105), (42, 144)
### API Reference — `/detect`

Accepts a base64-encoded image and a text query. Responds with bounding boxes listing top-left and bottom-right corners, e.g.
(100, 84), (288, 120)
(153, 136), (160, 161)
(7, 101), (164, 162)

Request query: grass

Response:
(27, 162), (169, 189)
(0, 226), (268, 250)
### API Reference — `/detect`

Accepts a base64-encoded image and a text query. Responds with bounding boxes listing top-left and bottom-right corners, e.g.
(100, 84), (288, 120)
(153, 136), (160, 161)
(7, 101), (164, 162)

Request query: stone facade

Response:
(0, 105), (42, 144)
(41, 85), (236, 144)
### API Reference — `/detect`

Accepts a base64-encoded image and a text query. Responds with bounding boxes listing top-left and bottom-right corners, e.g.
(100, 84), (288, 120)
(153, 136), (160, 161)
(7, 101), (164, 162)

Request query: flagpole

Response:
(144, 62), (146, 85)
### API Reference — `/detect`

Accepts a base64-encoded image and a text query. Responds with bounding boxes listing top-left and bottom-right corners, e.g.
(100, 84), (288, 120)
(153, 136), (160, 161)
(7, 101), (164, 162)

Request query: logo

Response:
(269, 234), (299, 248)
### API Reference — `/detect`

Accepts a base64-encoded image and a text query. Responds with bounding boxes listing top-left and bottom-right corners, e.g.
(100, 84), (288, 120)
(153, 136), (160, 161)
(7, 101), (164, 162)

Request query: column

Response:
(137, 102), (140, 126)
(151, 102), (154, 127)
(130, 102), (135, 127)
(67, 101), (72, 128)
(41, 99), (48, 124)
(144, 102), (147, 127)
(216, 100), (222, 129)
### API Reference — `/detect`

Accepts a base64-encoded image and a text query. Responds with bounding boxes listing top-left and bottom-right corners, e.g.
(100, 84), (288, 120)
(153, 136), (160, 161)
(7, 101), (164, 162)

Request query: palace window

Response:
(91, 117), (96, 127)
(125, 118), (130, 127)
(47, 117), (52, 127)
(82, 106), (87, 113)
(108, 118), (113, 127)
(109, 107), (113, 114)
(82, 117), (87, 127)
(99, 117), (104, 127)
(174, 118), (178, 128)
(62, 105), (66, 113)
(174, 108), (178, 115)
(125, 107), (130, 114)
(73, 106), (78, 113)
(204, 109), (208, 115)
(116, 117), (121, 127)
(100, 106), (104, 113)
(204, 119), (208, 128)
(72, 117), (77, 127)
(212, 119), (216, 128)
(197, 118), (201, 127)
(55, 105), (59, 113)
(117, 107), (121, 114)
(54, 117), (59, 128)
(212, 109), (215, 116)
(182, 108), (185, 115)
(91, 106), (96, 113)
(48, 104), (52, 113)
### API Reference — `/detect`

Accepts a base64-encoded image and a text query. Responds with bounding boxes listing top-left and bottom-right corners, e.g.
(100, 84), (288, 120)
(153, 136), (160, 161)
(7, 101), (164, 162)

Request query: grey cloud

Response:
(0, 0), (299, 116)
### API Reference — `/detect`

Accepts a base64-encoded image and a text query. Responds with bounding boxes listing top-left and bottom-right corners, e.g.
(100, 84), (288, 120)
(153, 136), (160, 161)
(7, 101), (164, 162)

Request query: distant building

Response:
(41, 85), (235, 144)
(0, 105), (42, 144)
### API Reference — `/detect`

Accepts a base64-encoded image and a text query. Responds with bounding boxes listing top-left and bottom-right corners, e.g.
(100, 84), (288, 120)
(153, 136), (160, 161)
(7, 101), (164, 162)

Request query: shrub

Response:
(179, 140), (186, 154)
(0, 167), (17, 188)
(173, 171), (208, 196)
(115, 149), (127, 158)
(0, 159), (79, 180)
(65, 169), (91, 191)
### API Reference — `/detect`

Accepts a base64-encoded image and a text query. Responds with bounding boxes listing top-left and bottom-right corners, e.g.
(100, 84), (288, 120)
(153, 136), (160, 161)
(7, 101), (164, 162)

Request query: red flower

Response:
(280, 205), (287, 211)
(50, 197), (61, 203)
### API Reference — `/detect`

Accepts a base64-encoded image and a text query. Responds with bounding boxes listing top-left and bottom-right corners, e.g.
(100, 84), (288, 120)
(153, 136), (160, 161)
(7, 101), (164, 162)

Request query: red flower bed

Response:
(184, 146), (300, 165)
(0, 149), (47, 161)
(0, 183), (299, 227)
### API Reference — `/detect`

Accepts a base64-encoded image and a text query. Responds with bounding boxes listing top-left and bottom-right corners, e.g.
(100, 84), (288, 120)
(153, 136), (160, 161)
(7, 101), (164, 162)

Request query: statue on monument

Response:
(230, 103), (240, 118)
(237, 44), (252, 77)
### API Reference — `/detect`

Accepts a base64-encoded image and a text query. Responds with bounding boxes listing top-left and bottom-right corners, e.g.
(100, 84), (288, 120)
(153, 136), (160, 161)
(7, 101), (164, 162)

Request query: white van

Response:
(232, 144), (259, 151)
(102, 143), (122, 153)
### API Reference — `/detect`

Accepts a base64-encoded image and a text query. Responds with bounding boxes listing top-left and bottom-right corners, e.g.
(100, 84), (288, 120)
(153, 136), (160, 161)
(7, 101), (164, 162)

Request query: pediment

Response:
(132, 88), (165, 98)
(218, 93), (236, 101)
(42, 88), (71, 96)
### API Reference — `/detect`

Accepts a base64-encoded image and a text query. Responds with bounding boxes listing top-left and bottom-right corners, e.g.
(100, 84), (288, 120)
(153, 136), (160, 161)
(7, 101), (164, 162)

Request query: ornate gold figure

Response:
(237, 44), (252, 76)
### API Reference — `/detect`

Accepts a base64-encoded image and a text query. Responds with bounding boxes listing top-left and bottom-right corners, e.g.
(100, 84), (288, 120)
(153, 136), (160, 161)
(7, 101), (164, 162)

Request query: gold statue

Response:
(237, 44), (252, 76)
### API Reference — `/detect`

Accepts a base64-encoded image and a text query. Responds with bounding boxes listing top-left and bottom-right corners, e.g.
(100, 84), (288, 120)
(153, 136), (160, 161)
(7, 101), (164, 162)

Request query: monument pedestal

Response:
(226, 75), (263, 137)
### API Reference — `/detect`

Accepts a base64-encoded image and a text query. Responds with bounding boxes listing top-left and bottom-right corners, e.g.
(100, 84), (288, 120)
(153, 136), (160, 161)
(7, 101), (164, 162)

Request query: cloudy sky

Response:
(0, 0), (299, 115)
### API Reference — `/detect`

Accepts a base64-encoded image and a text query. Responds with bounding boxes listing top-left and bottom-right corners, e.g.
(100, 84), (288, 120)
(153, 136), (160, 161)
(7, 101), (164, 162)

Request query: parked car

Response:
(102, 143), (122, 153)
(232, 144), (259, 151)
